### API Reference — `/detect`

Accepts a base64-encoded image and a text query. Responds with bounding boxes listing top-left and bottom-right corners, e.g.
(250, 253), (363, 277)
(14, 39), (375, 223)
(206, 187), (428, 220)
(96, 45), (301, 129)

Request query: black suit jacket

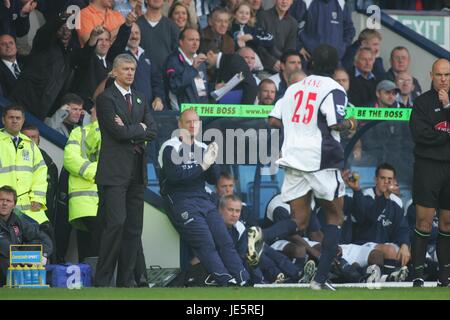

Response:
(0, 57), (24, 98)
(96, 84), (157, 186)
(215, 54), (258, 105)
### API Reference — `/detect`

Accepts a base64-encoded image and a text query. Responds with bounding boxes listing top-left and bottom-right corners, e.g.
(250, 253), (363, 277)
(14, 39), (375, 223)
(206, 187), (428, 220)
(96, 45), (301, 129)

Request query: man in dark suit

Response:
(95, 53), (157, 287)
(0, 34), (24, 98)
(204, 49), (258, 104)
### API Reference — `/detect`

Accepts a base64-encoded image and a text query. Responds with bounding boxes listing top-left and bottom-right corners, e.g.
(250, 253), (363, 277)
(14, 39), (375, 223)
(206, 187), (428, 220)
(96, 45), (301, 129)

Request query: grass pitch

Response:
(0, 287), (448, 300)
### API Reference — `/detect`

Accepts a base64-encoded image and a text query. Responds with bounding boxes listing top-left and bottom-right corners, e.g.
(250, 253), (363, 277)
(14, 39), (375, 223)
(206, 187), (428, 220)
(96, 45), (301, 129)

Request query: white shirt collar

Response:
(216, 52), (222, 69)
(178, 47), (196, 66)
(2, 59), (19, 75)
(114, 81), (132, 96)
(126, 46), (145, 60)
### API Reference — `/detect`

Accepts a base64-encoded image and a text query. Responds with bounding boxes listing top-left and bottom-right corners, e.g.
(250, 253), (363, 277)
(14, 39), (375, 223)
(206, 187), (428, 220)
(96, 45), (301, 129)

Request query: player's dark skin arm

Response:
(329, 118), (357, 131)
(268, 116), (282, 128)
(287, 234), (321, 259)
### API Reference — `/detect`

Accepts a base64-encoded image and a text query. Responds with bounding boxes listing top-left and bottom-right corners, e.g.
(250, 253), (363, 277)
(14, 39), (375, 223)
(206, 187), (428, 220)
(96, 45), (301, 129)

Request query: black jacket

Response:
(214, 54), (258, 105)
(410, 88), (450, 162)
(96, 84), (157, 185)
(10, 16), (82, 119)
(0, 56), (25, 98)
(0, 211), (53, 285)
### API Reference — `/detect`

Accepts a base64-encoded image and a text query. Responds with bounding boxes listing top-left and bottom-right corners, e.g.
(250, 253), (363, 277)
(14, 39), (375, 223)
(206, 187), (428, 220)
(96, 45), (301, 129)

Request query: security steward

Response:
(0, 105), (48, 225)
(64, 107), (101, 262)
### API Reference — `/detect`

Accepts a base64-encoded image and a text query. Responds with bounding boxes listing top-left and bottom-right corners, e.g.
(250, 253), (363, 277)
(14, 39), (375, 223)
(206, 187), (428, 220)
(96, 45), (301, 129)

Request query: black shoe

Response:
(137, 274), (149, 287)
(437, 279), (449, 287)
(412, 278), (424, 287)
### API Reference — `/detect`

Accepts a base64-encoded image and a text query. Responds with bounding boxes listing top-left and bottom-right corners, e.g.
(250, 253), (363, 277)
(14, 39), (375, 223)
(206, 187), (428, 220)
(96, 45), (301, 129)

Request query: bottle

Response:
(38, 265), (47, 285)
(23, 265), (32, 285)
(15, 265), (24, 286)
(7, 266), (14, 287)
(31, 265), (40, 285)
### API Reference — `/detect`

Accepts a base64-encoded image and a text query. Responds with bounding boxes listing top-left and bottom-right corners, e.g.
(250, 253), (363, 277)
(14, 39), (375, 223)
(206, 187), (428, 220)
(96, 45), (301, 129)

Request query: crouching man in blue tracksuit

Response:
(158, 109), (250, 286)
(344, 163), (411, 280)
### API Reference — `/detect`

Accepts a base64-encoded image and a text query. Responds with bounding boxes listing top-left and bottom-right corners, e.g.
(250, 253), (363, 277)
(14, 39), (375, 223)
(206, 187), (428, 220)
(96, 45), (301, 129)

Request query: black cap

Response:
(311, 44), (339, 76)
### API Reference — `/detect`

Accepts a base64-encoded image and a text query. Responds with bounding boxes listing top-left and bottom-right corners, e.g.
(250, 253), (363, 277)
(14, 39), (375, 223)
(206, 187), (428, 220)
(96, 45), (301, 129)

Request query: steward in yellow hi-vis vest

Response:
(64, 120), (100, 230)
(0, 106), (48, 224)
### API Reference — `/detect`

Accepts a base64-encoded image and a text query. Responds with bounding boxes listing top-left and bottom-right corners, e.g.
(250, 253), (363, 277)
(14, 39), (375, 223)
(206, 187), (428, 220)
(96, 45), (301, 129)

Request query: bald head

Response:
(178, 108), (200, 141)
(431, 58), (450, 92)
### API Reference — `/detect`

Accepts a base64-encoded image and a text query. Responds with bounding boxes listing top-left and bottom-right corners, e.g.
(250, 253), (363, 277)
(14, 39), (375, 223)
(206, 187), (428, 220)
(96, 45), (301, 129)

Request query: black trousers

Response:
(95, 155), (145, 287)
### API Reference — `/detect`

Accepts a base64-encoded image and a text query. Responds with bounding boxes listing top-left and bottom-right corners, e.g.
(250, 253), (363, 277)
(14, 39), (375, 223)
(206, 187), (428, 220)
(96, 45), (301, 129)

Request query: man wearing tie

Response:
(95, 54), (157, 287)
(0, 34), (23, 98)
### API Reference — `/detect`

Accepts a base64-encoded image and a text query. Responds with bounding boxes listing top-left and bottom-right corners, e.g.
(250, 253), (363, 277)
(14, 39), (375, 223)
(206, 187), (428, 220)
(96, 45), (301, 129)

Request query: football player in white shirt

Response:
(266, 44), (357, 290)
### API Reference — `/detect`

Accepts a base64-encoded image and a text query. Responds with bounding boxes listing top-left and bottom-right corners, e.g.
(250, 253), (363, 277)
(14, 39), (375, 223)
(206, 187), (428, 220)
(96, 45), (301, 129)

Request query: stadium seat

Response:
(147, 163), (160, 194)
(247, 181), (280, 220)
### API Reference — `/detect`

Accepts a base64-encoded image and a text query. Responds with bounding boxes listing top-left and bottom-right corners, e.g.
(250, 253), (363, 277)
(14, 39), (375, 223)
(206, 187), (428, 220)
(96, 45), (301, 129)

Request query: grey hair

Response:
(219, 194), (242, 209)
(113, 53), (137, 69)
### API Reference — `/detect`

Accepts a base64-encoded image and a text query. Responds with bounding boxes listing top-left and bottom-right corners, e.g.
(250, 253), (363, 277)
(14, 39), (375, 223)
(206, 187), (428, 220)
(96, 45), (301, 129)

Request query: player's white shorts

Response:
(341, 243), (400, 268)
(281, 167), (345, 202)
(340, 244), (373, 268)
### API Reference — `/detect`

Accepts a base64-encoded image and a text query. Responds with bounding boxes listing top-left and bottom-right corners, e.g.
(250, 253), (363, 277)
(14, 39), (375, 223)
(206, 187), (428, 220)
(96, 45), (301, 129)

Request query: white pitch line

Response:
(254, 282), (439, 288)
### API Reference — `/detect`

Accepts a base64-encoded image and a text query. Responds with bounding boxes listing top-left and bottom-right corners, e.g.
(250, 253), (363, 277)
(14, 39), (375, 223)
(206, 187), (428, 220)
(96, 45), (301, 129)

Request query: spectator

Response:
(72, 15), (135, 106)
(125, 22), (165, 110)
(256, 0), (297, 74)
(343, 163), (411, 278)
(268, 49), (301, 100)
(359, 80), (414, 183)
(383, 46), (422, 98)
(395, 71), (415, 108)
(0, 105), (48, 225)
(114, 0), (146, 17)
(342, 28), (385, 78)
(164, 28), (208, 110)
(249, 0), (264, 20)
(0, 34), (24, 98)
(199, 7), (235, 54)
(136, 0), (180, 75)
(45, 93), (87, 137)
(0, 185), (52, 287)
(257, 78), (276, 105)
(229, 1), (273, 51)
(21, 125), (58, 225)
(168, 1), (195, 31)
(238, 46), (262, 85)
(158, 108), (250, 286)
(0, 0), (36, 37)
(10, 12), (83, 119)
(347, 47), (377, 107)
(287, 69), (305, 85)
(193, 0), (214, 29)
(77, 0), (126, 46)
(296, 0), (355, 62)
(203, 48), (258, 105)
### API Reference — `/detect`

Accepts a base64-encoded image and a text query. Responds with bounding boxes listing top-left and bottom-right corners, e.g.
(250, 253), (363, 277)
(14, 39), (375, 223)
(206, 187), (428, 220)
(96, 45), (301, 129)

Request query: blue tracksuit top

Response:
(158, 136), (220, 198)
(352, 188), (410, 246)
(295, 0), (355, 59)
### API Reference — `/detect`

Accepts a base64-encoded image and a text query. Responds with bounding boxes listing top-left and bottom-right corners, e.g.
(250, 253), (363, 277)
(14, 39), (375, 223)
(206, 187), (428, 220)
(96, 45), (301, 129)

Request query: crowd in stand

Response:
(1, 0), (449, 287)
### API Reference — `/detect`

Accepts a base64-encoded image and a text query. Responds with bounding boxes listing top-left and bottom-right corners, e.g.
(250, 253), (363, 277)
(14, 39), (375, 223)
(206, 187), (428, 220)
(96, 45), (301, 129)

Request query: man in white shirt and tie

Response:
(0, 34), (23, 98)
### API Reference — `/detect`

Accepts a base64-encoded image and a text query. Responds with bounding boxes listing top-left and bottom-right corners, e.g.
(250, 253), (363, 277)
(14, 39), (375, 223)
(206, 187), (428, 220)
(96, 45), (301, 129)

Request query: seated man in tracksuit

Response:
(0, 185), (53, 286)
(158, 109), (249, 286)
(219, 194), (303, 284)
(344, 163), (411, 280)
